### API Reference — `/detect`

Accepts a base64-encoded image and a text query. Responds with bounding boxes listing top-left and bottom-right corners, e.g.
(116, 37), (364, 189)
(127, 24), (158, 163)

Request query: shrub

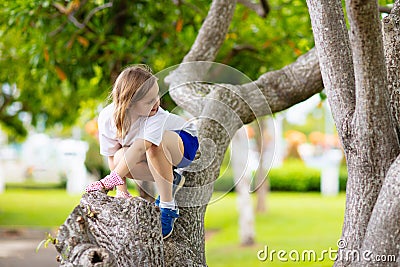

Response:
(268, 160), (321, 192)
(213, 159), (349, 192)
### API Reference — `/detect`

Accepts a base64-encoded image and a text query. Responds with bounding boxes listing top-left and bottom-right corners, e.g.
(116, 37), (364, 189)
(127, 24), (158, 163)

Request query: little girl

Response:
(86, 65), (199, 239)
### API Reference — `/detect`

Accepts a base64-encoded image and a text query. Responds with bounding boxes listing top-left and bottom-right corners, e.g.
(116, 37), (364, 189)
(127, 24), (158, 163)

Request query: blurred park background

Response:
(0, 0), (393, 266)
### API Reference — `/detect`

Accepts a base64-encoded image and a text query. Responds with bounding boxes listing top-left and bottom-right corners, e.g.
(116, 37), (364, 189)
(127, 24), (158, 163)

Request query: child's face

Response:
(131, 82), (160, 117)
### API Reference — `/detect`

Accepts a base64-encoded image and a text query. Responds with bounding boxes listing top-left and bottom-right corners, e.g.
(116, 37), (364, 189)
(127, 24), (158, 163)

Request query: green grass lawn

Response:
(205, 192), (345, 267)
(0, 189), (345, 266)
(0, 189), (82, 228)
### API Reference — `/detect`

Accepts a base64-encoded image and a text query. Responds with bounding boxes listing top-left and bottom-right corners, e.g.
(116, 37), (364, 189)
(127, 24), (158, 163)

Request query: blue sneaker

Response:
(160, 207), (179, 239)
(155, 171), (185, 206)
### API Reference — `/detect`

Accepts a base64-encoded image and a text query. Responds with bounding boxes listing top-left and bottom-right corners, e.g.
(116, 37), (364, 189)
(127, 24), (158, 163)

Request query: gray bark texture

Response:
(56, 192), (163, 267)
(358, 2), (400, 266)
(56, 0), (400, 266)
(307, 0), (400, 266)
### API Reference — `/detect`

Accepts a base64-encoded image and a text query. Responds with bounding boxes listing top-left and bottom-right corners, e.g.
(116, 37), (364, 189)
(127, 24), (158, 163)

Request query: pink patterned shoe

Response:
(85, 171), (124, 193)
(115, 190), (133, 199)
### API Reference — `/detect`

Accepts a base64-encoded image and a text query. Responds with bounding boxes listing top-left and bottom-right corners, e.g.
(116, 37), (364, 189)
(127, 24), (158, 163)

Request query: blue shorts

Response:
(174, 130), (199, 168)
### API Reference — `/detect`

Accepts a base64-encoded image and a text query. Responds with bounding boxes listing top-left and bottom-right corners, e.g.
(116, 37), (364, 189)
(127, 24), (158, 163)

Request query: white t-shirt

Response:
(98, 104), (197, 156)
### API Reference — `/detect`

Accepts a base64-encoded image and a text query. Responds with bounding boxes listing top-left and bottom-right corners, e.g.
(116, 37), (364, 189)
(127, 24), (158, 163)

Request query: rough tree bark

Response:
(307, 0), (400, 266)
(359, 2), (400, 266)
(56, 192), (163, 266)
(55, 0), (326, 266)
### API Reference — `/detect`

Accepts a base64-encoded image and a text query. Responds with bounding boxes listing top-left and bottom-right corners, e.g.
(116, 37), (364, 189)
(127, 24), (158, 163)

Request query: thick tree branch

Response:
(344, 4), (400, 253)
(346, 0), (395, 139)
(167, 0), (237, 114)
(259, 0), (270, 15)
(360, 155), (400, 267)
(253, 47), (322, 116)
(384, 0), (400, 140)
(183, 0), (236, 62)
(306, 0), (355, 146)
(56, 192), (164, 267)
(305, 1), (399, 266)
(166, 47), (323, 120)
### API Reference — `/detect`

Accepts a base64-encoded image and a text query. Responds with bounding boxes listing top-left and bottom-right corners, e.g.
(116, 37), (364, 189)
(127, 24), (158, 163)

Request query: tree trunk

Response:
(384, 2), (400, 140)
(232, 128), (255, 246)
(358, 3), (400, 266)
(307, 0), (400, 266)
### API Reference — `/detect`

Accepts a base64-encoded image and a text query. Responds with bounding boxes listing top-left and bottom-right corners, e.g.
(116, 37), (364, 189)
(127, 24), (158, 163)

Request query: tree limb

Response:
(346, 0), (394, 137)
(383, 0), (400, 142)
(56, 192), (164, 267)
(165, 46), (323, 120)
(183, 0), (237, 63)
(167, 0), (237, 114)
(49, 21), (68, 37)
(306, 0), (355, 144)
(253, 47), (322, 116)
(393, 0), (400, 15)
(344, 4), (400, 253)
(360, 155), (400, 267)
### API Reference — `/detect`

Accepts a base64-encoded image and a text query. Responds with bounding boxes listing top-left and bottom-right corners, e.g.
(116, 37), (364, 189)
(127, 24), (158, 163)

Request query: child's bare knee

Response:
(146, 144), (163, 158)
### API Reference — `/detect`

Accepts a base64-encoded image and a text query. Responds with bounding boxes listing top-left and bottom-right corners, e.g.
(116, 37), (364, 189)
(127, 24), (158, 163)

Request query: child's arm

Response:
(113, 139), (153, 178)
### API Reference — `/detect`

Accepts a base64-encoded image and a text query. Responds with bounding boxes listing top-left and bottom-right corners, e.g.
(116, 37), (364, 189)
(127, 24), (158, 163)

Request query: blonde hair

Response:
(112, 65), (157, 139)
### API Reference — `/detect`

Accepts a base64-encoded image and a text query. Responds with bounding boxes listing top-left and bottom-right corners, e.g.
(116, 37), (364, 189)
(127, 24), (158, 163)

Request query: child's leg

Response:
(146, 131), (184, 203)
(112, 147), (155, 196)
(146, 131), (184, 238)
(113, 146), (155, 181)
(86, 144), (156, 195)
